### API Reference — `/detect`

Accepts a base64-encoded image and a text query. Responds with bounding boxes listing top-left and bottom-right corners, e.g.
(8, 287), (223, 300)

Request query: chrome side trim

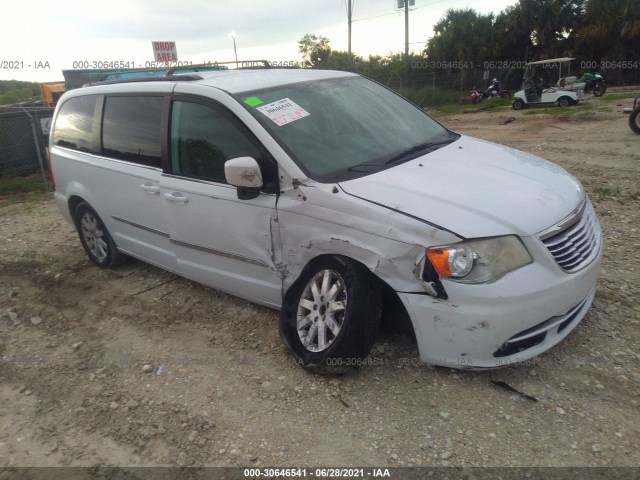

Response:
(170, 238), (269, 268)
(112, 216), (268, 267)
(111, 216), (170, 237)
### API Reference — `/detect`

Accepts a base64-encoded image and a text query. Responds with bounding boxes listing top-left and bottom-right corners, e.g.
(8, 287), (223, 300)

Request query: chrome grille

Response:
(541, 198), (601, 272)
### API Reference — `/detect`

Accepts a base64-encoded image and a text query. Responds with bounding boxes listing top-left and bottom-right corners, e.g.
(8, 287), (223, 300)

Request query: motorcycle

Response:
(470, 79), (511, 104)
(625, 96), (640, 134)
(578, 71), (606, 97)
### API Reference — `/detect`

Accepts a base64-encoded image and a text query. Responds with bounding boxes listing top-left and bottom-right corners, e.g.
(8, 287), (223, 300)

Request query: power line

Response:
(352, 0), (446, 23)
(352, 11), (400, 23)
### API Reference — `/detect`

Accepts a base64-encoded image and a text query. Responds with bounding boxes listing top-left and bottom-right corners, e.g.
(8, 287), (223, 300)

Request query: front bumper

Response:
(398, 238), (602, 369)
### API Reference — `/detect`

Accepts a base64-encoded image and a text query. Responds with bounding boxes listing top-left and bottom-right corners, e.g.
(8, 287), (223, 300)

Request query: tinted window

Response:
(102, 96), (163, 167)
(52, 95), (96, 152)
(170, 101), (261, 183)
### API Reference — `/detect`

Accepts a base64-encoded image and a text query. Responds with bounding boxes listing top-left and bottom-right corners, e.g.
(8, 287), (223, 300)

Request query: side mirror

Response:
(224, 157), (263, 200)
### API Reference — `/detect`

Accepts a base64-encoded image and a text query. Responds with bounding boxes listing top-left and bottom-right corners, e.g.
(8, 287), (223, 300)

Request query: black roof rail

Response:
(193, 60), (271, 70)
(82, 59), (301, 87)
(85, 74), (203, 87)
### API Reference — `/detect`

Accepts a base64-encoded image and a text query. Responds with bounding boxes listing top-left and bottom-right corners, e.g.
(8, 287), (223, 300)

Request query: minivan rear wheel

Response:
(74, 202), (128, 268)
(280, 256), (381, 375)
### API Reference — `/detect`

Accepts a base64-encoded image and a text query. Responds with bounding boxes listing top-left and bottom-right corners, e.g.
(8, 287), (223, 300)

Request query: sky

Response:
(1, 0), (518, 82)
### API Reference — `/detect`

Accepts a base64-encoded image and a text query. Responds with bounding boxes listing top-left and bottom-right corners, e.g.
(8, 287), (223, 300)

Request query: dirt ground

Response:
(1, 90), (639, 469)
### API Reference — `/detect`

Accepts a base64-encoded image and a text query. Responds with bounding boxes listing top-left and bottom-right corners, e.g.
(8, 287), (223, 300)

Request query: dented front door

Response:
(160, 97), (281, 307)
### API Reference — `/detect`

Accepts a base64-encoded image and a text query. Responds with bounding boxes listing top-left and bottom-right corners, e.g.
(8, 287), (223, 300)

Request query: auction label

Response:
(256, 98), (310, 126)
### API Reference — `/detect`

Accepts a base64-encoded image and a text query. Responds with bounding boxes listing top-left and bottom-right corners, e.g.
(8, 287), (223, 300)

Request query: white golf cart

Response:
(512, 57), (585, 110)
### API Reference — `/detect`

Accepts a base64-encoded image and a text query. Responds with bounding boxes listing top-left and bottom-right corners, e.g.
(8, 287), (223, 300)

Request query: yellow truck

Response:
(39, 81), (65, 107)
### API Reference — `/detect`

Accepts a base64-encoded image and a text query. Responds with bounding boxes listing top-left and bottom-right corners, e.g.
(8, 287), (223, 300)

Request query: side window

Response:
(52, 95), (97, 153)
(170, 101), (262, 183)
(102, 96), (163, 167)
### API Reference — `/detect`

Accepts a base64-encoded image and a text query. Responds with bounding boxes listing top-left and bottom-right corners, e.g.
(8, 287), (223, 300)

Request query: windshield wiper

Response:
(346, 163), (387, 173)
(384, 138), (454, 165)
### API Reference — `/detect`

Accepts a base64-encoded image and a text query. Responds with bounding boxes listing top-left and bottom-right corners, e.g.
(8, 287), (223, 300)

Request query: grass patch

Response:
(598, 92), (640, 103)
(396, 86), (470, 109)
(523, 103), (595, 116)
(593, 185), (621, 202)
(429, 98), (512, 117)
(0, 175), (48, 196)
(429, 103), (470, 116)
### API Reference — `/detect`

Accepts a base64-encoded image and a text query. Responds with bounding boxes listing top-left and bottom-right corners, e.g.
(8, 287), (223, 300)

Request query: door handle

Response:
(141, 182), (160, 194)
(164, 192), (189, 204)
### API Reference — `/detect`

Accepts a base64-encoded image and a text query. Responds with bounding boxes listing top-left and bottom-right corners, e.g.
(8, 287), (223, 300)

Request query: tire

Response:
(500, 91), (511, 100)
(593, 83), (606, 97)
(74, 201), (128, 269)
(472, 96), (480, 104)
(630, 108), (640, 135)
(512, 99), (525, 110)
(558, 97), (572, 108)
(280, 256), (382, 375)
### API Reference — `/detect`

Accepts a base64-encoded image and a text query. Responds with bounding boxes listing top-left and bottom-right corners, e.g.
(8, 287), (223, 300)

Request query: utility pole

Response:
(347, 0), (353, 68)
(229, 31), (238, 68)
(397, 0), (414, 90)
(404, 0), (409, 88)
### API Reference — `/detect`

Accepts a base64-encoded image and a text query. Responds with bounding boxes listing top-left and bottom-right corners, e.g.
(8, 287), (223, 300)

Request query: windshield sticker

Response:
(256, 98), (310, 126)
(244, 96), (264, 107)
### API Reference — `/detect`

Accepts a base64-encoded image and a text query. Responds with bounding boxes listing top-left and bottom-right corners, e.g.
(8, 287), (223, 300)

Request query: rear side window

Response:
(52, 95), (97, 153)
(102, 96), (163, 167)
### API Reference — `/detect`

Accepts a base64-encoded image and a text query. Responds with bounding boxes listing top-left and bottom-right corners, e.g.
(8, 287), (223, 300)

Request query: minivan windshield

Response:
(237, 76), (458, 182)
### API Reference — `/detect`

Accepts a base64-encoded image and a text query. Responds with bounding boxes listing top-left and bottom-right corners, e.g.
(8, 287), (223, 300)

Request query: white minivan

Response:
(49, 69), (602, 373)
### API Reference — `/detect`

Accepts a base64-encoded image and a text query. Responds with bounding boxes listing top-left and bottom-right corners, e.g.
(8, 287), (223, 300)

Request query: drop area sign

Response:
(152, 41), (178, 62)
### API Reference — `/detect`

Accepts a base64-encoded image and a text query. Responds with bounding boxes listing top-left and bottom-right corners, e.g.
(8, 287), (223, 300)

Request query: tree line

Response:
(425, 0), (639, 68)
(0, 81), (41, 106)
(299, 0), (640, 88)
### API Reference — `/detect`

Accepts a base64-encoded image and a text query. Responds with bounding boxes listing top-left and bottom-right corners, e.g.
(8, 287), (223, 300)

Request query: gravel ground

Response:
(0, 90), (639, 469)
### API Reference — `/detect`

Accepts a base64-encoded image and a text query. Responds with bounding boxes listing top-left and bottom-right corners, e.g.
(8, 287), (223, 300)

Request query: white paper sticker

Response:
(256, 98), (310, 126)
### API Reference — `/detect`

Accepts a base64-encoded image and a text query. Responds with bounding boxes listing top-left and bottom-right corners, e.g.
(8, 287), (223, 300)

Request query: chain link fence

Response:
(357, 64), (527, 108)
(0, 106), (54, 188)
(365, 62), (639, 108)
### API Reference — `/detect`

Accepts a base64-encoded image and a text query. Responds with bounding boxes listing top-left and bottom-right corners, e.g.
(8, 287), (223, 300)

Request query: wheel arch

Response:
(62, 180), (98, 220)
(284, 253), (386, 301)
(68, 194), (86, 222)
(282, 252), (413, 337)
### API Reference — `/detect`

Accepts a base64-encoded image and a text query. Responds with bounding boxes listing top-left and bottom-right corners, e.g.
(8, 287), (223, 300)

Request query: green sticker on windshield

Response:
(244, 96), (264, 107)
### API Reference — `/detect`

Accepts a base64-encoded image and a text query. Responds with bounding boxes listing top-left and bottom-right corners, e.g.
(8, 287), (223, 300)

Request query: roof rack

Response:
(78, 59), (300, 88)
(178, 60), (299, 70)
(86, 74), (203, 87)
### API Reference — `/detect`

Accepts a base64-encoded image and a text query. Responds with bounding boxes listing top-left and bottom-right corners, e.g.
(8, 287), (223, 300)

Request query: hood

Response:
(338, 135), (584, 238)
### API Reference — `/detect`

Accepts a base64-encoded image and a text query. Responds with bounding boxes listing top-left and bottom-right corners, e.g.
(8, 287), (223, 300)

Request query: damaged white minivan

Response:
(49, 69), (602, 373)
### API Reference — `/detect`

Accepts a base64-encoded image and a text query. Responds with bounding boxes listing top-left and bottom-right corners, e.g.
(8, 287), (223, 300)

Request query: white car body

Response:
(50, 69), (602, 369)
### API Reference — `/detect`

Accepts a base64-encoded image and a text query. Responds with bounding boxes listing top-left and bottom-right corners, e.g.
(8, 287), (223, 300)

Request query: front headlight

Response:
(426, 235), (532, 284)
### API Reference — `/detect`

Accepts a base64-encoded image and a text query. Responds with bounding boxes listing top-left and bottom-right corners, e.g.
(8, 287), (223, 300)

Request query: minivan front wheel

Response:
(280, 256), (381, 374)
(74, 202), (128, 268)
